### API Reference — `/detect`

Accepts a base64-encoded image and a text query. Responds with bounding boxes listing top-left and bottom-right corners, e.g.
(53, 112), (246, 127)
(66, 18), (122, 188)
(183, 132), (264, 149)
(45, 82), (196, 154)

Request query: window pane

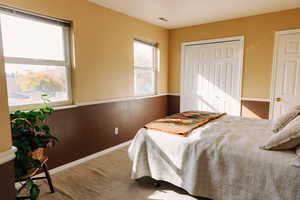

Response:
(134, 68), (154, 96)
(134, 41), (154, 67)
(5, 63), (69, 107)
(0, 13), (65, 60)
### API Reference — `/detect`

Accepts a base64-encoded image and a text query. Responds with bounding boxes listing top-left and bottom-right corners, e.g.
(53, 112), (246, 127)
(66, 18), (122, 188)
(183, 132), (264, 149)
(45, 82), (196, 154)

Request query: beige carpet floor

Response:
(38, 146), (210, 200)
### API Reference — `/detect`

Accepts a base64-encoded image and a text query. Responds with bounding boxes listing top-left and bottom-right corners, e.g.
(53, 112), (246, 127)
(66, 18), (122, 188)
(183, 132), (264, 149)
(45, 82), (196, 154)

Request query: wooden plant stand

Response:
(16, 157), (55, 199)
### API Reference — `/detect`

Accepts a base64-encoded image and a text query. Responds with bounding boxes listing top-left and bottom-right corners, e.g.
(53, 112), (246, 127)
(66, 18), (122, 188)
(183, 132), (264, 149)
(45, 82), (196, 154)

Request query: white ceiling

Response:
(88, 0), (300, 29)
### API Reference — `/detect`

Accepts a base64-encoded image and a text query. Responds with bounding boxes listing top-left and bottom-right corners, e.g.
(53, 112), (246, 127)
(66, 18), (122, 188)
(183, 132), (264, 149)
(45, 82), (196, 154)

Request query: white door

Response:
(271, 30), (300, 119)
(181, 38), (244, 116)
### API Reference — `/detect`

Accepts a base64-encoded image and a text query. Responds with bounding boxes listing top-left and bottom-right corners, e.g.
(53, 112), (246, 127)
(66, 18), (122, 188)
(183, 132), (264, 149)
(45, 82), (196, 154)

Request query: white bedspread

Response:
(128, 116), (300, 200)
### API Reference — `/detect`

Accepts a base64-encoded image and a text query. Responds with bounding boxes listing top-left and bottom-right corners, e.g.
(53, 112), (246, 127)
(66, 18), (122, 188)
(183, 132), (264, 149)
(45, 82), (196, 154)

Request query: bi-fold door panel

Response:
(181, 39), (243, 116)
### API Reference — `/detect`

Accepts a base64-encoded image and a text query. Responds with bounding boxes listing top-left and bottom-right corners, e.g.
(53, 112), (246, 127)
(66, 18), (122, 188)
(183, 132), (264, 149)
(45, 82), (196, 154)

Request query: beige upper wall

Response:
(0, 0), (168, 103)
(0, 44), (11, 152)
(0, 0), (168, 151)
(168, 8), (300, 99)
(0, 1), (298, 151)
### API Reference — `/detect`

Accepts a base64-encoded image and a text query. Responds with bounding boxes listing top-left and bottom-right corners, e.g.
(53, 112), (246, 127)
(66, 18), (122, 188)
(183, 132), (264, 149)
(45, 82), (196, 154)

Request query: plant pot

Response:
(21, 148), (47, 179)
(29, 148), (46, 162)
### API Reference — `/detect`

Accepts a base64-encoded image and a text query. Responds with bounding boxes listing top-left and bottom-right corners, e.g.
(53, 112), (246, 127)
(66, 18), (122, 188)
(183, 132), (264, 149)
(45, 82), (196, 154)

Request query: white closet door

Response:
(271, 30), (300, 119)
(181, 40), (243, 116)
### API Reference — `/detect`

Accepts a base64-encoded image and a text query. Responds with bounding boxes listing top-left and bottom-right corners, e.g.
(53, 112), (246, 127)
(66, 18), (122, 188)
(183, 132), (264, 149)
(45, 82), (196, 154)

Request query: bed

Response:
(128, 115), (300, 200)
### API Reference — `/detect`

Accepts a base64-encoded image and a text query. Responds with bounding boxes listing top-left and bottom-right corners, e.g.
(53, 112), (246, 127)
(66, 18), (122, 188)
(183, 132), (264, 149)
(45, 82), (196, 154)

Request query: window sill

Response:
(53, 104), (79, 111)
(10, 94), (168, 112)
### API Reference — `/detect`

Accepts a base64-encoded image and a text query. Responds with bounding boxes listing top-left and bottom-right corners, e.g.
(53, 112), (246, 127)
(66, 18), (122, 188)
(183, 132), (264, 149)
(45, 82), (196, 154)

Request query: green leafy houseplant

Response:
(11, 95), (58, 199)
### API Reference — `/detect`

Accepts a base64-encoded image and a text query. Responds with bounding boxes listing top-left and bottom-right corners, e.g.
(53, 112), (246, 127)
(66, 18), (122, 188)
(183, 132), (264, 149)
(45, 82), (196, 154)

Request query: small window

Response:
(0, 8), (72, 110)
(133, 40), (157, 96)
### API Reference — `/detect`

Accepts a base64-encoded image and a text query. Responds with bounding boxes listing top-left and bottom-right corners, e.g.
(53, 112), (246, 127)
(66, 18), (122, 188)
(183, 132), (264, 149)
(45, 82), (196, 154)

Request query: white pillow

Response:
(262, 116), (300, 150)
(272, 106), (300, 133)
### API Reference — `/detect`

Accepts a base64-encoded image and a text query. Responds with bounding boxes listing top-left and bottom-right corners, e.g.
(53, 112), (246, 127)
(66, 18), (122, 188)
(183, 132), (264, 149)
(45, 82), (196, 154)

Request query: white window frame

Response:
(0, 6), (73, 111)
(133, 39), (158, 97)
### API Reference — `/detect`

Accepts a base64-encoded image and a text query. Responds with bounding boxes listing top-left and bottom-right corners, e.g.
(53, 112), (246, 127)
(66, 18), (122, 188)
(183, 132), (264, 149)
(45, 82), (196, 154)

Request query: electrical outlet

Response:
(114, 127), (119, 135)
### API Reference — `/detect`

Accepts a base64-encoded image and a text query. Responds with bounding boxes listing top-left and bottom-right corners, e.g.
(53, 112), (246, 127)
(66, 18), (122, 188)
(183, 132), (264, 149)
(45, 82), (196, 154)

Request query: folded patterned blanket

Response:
(144, 111), (226, 136)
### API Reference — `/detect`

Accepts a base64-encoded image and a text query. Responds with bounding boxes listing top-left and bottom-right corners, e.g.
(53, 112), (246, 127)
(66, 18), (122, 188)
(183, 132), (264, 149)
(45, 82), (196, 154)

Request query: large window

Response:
(134, 40), (157, 96)
(0, 8), (72, 110)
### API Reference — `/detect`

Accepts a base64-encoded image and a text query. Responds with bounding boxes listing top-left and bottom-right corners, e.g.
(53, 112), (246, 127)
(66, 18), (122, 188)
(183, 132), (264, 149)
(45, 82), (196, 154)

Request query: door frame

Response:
(269, 29), (300, 119)
(180, 36), (245, 114)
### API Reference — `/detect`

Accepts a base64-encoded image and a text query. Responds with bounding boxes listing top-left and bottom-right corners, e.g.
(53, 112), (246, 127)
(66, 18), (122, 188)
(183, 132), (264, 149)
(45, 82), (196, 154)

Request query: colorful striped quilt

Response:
(145, 111), (226, 136)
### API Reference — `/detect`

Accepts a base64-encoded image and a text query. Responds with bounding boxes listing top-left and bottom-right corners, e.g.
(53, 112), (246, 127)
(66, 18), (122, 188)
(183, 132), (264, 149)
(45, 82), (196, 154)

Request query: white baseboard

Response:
(16, 139), (132, 188)
(49, 140), (132, 175)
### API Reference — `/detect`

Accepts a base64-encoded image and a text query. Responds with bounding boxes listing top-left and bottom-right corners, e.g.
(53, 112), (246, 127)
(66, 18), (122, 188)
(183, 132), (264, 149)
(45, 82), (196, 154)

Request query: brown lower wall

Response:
(241, 100), (270, 119)
(46, 95), (168, 169)
(167, 95), (180, 115)
(167, 95), (270, 119)
(0, 160), (15, 200)
(1, 95), (269, 199)
(0, 95), (167, 200)
(2, 94), (269, 196)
